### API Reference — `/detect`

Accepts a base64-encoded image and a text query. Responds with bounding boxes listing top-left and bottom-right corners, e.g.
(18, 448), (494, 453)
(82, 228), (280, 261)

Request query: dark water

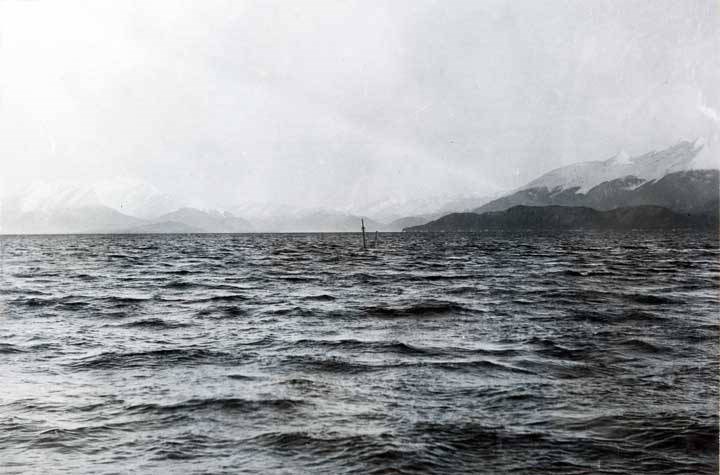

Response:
(0, 231), (717, 474)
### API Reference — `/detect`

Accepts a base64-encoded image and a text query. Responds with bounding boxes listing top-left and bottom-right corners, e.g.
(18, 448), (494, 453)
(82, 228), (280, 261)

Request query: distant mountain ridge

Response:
(117, 221), (205, 234)
(408, 139), (718, 232)
(405, 205), (716, 232)
(520, 140), (703, 193)
(151, 208), (253, 233)
(472, 140), (717, 217)
(3, 140), (716, 234)
(357, 192), (498, 222)
(2, 173), (501, 233)
(382, 215), (440, 232)
(475, 169), (719, 216)
(8, 179), (180, 218)
(228, 192), (498, 232)
(0, 204), (252, 235)
(1, 205), (145, 235)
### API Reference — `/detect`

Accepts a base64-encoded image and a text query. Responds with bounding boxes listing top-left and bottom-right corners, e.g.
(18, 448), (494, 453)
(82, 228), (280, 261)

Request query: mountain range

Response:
(474, 141), (717, 214)
(0, 184), (478, 234)
(1, 140), (717, 234)
(406, 205), (716, 232)
(406, 140), (718, 232)
(473, 169), (719, 216)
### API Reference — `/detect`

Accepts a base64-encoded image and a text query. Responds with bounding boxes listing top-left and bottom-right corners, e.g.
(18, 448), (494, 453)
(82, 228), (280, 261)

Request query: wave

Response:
(125, 397), (305, 415)
(301, 294), (336, 301)
(277, 275), (322, 283)
(619, 338), (666, 354)
(279, 355), (386, 374)
(12, 272), (61, 279)
(117, 318), (191, 329)
(56, 299), (91, 310)
(264, 306), (319, 317)
(624, 293), (682, 305)
(621, 310), (667, 322)
(0, 343), (25, 354)
(66, 348), (241, 370)
(195, 305), (247, 319)
(394, 273), (477, 282)
(103, 296), (150, 306)
(362, 300), (470, 318)
(7, 297), (56, 308)
(162, 281), (199, 289)
(189, 294), (250, 304)
(0, 288), (48, 295)
(428, 359), (536, 375)
(163, 269), (196, 275)
(226, 374), (260, 381)
(526, 337), (600, 361)
(445, 286), (480, 295)
(290, 338), (444, 357)
(559, 269), (585, 276)
(8, 295), (145, 311)
(556, 412), (719, 455)
(2, 232), (717, 474)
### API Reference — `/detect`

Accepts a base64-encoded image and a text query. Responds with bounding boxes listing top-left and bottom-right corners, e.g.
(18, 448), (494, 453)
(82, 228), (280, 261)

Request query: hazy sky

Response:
(1, 0), (718, 209)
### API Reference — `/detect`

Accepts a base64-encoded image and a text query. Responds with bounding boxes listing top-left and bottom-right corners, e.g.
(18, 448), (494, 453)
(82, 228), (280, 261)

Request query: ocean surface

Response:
(0, 231), (717, 474)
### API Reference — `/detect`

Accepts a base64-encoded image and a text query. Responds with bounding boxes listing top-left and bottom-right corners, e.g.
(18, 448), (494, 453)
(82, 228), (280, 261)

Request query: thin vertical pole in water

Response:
(374, 231), (378, 247)
(361, 219), (367, 250)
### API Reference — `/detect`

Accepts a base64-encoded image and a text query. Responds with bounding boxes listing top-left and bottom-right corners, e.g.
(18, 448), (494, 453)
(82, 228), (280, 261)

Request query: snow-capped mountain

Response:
(1, 179), (183, 234)
(522, 140), (704, 193)
(1, 202), (145, 234)
(5, 179), (181, 218)
(91, 179), (180, 219)
(474, 140), (719, 216)
(5, 139), (713, 234)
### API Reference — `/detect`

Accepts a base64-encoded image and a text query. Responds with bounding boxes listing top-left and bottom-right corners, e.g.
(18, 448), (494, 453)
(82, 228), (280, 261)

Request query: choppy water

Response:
(0, 231), (718, 474)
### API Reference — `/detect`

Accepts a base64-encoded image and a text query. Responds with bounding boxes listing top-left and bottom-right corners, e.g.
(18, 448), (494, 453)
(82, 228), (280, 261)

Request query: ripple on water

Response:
(0, 231), (717, 474)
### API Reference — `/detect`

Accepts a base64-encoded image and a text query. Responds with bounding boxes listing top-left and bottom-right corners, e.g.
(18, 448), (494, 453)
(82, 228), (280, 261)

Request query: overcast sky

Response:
(1, 0), (718, 209)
